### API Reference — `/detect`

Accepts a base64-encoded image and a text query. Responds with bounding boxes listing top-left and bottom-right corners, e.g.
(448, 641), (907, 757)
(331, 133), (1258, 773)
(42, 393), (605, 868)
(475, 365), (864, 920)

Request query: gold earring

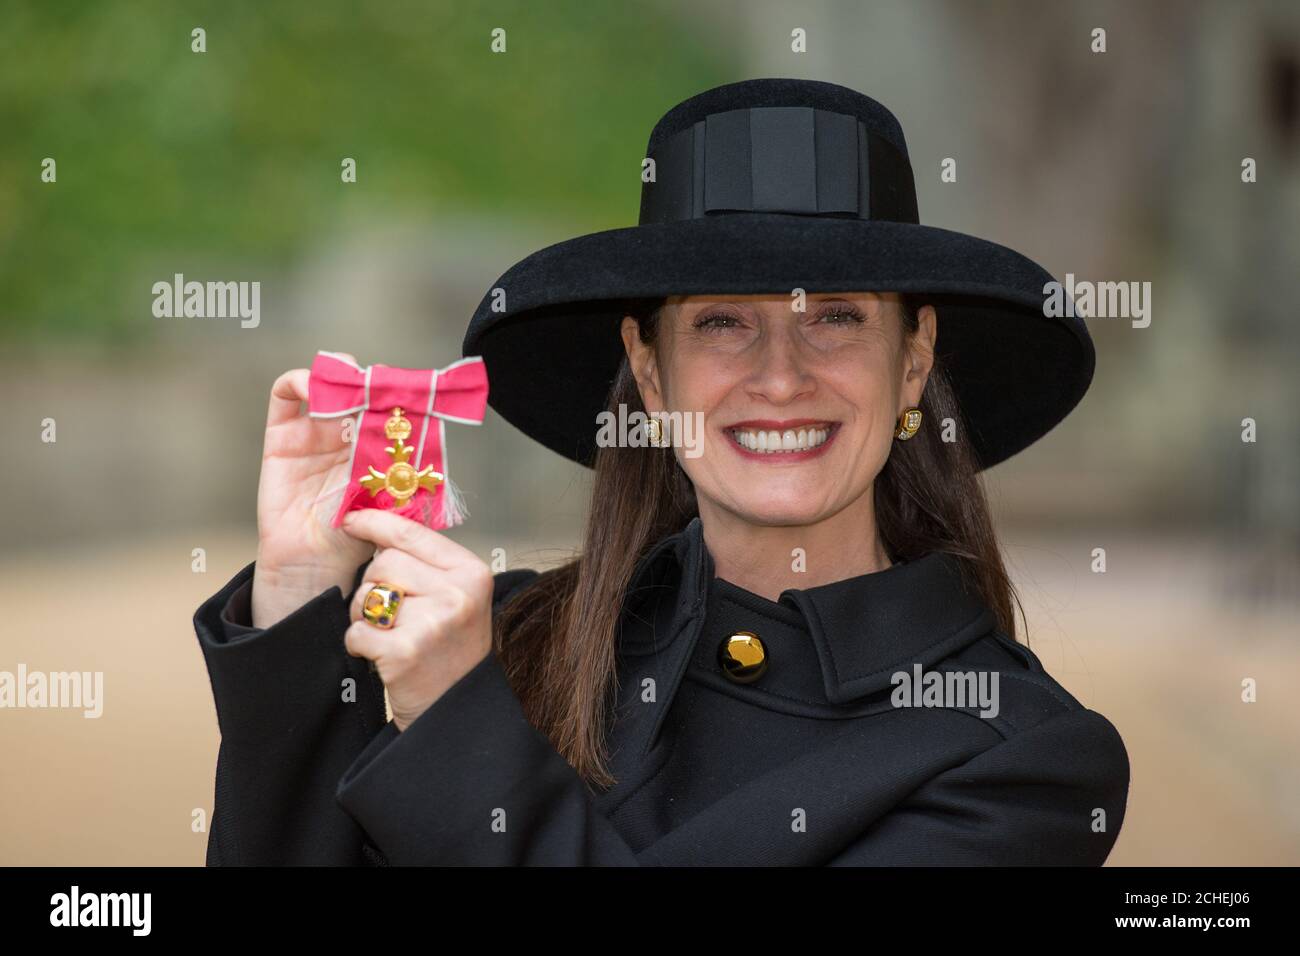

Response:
(895, 407), (923, 440)
(644, 417), (663, 446)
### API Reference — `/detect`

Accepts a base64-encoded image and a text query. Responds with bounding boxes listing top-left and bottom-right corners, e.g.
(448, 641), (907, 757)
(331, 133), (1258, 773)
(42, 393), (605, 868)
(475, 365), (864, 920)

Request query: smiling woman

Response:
(193, 77), (1128, 867)
(649, 293), (922, 472)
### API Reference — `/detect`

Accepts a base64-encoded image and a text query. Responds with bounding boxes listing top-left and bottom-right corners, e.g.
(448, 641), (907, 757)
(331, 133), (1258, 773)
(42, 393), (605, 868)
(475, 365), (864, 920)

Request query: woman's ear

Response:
(900, 303), (938, 407)
(620, 315), (664, 412)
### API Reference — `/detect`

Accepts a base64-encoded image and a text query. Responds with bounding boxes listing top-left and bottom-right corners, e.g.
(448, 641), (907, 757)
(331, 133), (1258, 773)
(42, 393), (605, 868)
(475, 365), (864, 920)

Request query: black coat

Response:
(193, 516), (1130, 865)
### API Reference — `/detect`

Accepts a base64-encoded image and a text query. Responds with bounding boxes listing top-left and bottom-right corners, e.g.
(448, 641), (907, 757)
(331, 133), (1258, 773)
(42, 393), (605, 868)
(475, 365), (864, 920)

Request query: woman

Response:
(194, 78), (1129, 865)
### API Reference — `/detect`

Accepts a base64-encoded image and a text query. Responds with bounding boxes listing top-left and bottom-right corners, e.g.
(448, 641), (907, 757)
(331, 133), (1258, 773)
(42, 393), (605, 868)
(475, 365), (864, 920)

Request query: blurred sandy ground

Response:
(0, 525), (1295, 866)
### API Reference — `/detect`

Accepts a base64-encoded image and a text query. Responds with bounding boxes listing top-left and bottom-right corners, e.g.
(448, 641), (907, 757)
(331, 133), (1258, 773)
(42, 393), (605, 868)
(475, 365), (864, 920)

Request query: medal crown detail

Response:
(384, 407), (414, 442)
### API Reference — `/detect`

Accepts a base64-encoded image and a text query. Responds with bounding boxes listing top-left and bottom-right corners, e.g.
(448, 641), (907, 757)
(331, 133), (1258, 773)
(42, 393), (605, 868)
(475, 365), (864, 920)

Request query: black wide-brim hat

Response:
(462, 78), (1092, 470)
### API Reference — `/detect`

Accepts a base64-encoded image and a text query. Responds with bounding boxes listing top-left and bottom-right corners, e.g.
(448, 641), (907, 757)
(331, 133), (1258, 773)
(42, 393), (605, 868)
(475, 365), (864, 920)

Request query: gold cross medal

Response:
(359, 407), (445, 509)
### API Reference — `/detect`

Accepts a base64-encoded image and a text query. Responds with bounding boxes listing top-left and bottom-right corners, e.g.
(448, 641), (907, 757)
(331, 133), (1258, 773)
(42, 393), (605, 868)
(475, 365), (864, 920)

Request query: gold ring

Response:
(361, 582), (405, 629)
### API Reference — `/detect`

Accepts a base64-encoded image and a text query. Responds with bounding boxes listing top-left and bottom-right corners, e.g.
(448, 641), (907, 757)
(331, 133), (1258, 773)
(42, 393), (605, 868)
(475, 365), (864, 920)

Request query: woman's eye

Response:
(818, 306), (865, 324)
(693, 313), (741, 330)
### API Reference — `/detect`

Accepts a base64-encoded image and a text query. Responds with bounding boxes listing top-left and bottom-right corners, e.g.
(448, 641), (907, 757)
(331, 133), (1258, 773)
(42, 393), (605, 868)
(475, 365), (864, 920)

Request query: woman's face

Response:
(620, 292), (937, 527)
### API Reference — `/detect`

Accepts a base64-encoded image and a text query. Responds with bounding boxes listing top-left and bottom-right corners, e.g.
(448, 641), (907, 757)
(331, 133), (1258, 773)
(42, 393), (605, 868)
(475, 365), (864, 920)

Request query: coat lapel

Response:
(781, 553), (995, 704)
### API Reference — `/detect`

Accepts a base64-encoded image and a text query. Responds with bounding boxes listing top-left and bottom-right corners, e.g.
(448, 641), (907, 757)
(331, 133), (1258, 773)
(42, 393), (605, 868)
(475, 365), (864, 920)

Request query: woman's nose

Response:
(743, 327), (816, 404)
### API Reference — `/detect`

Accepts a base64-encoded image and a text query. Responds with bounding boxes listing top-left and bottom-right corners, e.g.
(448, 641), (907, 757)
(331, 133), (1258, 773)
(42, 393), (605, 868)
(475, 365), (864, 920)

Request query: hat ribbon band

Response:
(639, 105), (919, 225)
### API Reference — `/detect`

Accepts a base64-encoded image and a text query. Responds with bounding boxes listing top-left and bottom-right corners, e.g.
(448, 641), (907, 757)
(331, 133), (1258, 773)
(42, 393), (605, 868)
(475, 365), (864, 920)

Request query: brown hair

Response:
(492, 293), (1024, 789)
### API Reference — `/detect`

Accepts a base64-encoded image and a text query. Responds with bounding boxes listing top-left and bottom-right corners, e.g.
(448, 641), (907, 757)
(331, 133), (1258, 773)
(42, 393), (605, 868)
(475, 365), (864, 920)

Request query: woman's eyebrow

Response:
(807, 292), (884, 302)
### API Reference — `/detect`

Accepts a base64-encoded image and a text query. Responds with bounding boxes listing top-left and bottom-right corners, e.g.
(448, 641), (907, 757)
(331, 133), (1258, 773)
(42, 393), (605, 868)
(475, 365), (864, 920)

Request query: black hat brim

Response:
(462, 212), (1093, 470)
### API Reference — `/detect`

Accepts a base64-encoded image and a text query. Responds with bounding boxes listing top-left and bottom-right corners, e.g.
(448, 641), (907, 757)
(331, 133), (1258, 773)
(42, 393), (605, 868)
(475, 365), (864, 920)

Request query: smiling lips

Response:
(726, 419), (840, 458)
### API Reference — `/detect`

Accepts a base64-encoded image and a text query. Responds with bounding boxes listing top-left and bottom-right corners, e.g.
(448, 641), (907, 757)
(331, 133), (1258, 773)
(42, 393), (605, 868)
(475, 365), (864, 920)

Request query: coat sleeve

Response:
(194, 558), (389, 865)
(830, 707), (1131, 865)
(334, 569), (643, 865)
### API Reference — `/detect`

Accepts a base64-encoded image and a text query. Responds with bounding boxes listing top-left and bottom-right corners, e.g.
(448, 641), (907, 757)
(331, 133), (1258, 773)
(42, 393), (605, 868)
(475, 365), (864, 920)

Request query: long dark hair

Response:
(492, 293), (1024, 789)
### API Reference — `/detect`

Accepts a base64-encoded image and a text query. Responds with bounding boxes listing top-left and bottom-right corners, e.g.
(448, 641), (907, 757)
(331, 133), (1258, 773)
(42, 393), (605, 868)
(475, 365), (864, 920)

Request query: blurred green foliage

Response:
(0, 0), (733, 344)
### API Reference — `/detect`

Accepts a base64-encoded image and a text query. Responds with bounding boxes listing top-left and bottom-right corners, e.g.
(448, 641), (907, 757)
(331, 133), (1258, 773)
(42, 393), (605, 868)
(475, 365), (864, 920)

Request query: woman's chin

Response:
(726, 497), (841, 527)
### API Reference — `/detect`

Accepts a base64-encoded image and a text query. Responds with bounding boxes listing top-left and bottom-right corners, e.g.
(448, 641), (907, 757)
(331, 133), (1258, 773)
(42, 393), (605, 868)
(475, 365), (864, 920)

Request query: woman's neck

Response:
(697, 493), (893, 602)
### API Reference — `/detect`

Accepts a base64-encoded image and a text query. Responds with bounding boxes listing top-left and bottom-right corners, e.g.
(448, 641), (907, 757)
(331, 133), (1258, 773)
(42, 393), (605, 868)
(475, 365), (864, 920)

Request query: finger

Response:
(267, 368), (310, 427)
(344, 593), (446, 657)
(348, 550), (448, 621)
(350, 580), (464, 631)
(364, 547), (446, 594)
(341, 508), (479, 571)
(344, 617), (401, 661)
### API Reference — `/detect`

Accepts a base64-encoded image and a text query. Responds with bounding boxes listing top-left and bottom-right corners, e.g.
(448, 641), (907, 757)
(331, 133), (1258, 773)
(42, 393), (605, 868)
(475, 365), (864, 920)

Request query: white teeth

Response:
(731, 425), (833, 454)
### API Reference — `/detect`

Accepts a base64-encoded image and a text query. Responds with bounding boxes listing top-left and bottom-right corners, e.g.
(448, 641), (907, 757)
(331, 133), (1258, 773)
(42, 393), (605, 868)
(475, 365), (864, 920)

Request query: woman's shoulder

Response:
(940, 627), (1129, 791)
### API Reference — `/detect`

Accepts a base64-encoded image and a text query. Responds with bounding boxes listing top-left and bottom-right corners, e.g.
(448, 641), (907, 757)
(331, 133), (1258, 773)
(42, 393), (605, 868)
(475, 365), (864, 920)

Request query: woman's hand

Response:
(340, 508), (496, 732)
(251, 359), (377, 628)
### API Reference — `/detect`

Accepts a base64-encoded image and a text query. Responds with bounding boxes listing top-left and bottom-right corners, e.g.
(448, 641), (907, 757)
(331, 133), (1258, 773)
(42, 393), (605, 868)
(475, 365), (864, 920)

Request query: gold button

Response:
(719, 631), (768, 684)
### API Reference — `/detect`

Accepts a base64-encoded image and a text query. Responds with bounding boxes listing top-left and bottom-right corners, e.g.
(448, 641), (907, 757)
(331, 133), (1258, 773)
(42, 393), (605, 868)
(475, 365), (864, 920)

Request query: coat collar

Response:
(620, 516), (997, 753)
